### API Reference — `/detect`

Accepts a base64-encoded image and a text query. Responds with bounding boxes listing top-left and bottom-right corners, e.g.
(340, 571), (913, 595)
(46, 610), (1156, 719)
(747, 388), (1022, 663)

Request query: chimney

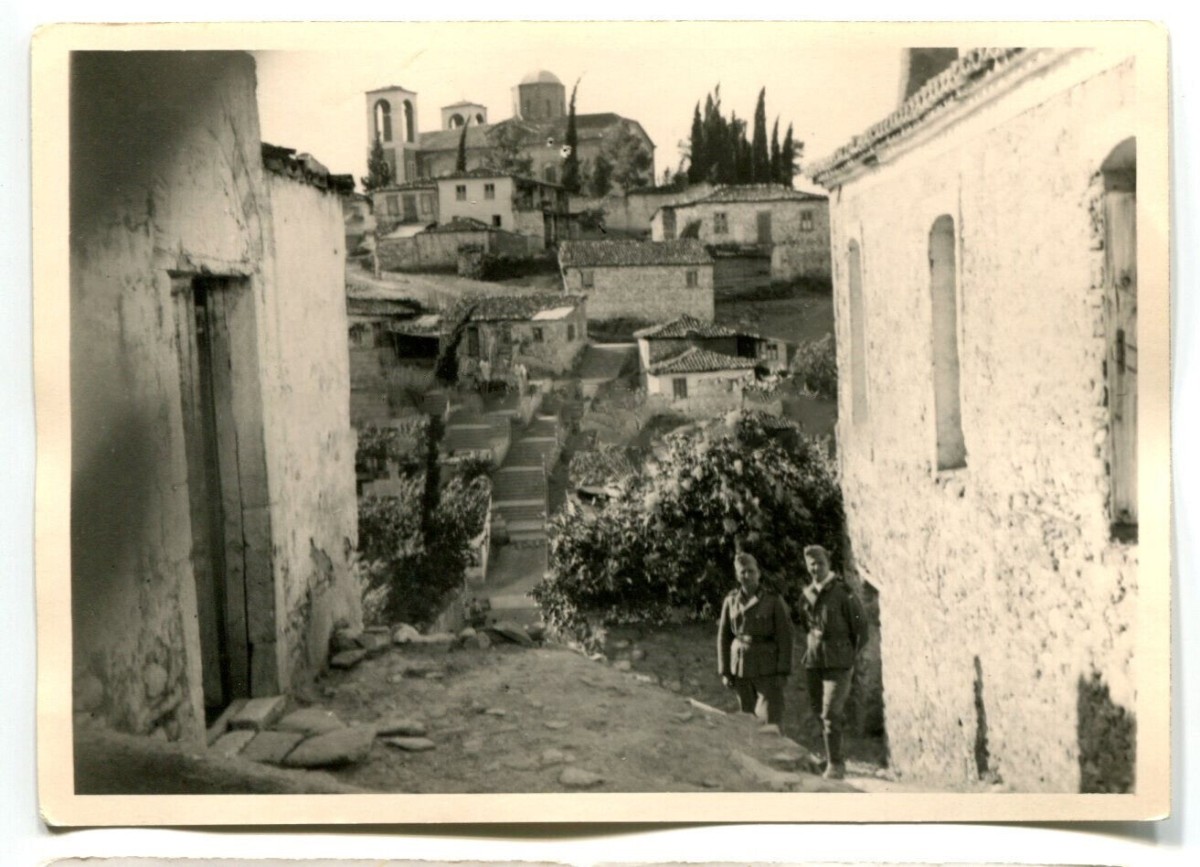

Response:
(898, 48), (960, 104)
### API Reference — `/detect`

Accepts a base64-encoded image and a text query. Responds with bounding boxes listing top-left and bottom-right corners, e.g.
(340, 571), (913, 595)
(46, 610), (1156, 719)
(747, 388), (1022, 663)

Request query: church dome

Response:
(520, 69), (562, 85)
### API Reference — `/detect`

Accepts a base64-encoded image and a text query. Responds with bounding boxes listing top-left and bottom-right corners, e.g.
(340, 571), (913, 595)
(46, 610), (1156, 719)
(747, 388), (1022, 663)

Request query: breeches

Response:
(805, 666), (853, 736)
(734, 674), (786, 725)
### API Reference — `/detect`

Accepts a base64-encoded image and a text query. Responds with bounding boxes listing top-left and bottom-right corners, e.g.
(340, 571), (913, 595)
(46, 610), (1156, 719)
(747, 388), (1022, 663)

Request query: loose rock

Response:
(229, 696), (288, 731)
(613, 660), (633, 672)
(210, 729), (255, 757)
(330, 649), (368, 669)
(730, 749), (802, 792)
(242, 730), (304, 764)
(375, 717), (427, 737)
(275, 707), (345, 737)
(630, 648), (647, 661)
(544, 720), (569, 730)
(383, 736), (436, 752)
(143, 663), (168, 699)
(285, 725), (376, 767)
(541, 748), (568, 766)
(392, 623), (421, 644)
(475, 632), (493, 650)
(559, 767), (604, 788)
(331, 629), (363, 654)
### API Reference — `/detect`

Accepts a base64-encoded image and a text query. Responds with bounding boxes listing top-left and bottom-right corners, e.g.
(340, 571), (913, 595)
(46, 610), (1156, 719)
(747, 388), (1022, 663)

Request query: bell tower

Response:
(442, 101), (488, 130)
(365, 84), (420, 183)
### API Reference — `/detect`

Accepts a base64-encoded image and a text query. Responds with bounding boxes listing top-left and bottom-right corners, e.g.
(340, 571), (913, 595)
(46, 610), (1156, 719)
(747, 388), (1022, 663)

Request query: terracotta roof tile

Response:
(682, 184), (826, 206)
(647, 347), (758, 375)
(558, 239), (713, 268)
(455, 294), (585, 322)
(634, 315), (738, 340)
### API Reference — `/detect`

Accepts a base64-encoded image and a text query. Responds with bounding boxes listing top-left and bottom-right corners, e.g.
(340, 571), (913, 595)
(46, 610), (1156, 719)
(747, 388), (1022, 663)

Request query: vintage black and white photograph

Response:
(33, 20), (1171, 824)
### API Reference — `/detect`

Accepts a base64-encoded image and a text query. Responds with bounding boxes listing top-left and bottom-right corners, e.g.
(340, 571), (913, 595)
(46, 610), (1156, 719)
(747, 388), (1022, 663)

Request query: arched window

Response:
(1100, 137), (1137, 540)
(544, 164), (558, 183)
(848, 240), (868, 424)
(449, 113), (465, 129)
(374, 99), (392, 143)
(402, 99), (415, 143)
(929, 214), (966, 470)
(475, 113), (485, 125)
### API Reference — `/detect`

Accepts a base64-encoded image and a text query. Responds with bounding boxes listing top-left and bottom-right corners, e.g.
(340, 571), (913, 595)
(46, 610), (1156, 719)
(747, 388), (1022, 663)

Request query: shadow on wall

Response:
(1077, 671), (1135, 793)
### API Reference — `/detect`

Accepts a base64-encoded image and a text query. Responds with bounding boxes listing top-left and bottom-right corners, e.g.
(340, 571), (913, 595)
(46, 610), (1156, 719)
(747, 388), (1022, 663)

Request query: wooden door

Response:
(1106, 190), (1137, 533)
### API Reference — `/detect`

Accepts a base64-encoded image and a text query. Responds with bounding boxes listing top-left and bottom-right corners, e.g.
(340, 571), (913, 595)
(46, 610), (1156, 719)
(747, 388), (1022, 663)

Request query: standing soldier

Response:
(717, 552), (794, 726)
(799, 544), (867, 780)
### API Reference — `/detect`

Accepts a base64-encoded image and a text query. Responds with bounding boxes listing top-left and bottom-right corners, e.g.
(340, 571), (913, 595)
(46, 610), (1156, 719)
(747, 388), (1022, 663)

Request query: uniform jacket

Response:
(800, 575), (866, 669)
(717, 588), (793, 679)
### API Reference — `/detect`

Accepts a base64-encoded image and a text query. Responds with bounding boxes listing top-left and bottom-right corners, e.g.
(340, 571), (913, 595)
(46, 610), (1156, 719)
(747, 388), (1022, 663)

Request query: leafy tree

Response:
(362, 133), (393, 192)
(483, 121), (534, 176)
(751, 87), (770, 181)
(790, 333), (837, 399)
(561, 79), (583, 194)
(534, 414), (844, 635)
(600, 122), (654, 192)
(455, 118), (469, 172)
(589, 153), (615, 197)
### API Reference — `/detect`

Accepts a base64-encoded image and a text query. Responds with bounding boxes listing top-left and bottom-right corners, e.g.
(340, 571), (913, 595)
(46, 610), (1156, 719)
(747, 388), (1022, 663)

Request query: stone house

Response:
(644, 347), (759, 416)
(635, 315), (790, 375)
(558, 240), (715, 322)
(810, 47), (1143, 791)
(650, 184), (832, 288)
(453, 294), (589, 380)
(70, 52), (362, 747)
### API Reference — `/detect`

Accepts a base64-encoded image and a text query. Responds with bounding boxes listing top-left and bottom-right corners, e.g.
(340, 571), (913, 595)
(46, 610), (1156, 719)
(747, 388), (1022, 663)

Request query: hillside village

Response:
(70, 45), (1142, 797)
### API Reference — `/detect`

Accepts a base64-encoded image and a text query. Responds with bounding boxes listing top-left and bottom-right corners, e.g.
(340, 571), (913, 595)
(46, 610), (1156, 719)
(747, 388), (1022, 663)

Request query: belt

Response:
(734, 635), (775, 645)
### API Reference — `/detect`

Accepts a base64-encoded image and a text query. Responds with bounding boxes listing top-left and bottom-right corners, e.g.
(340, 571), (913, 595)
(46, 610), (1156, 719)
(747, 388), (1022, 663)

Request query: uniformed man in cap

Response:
(717, 552), (794, 726)
(799, 544), (867, 780)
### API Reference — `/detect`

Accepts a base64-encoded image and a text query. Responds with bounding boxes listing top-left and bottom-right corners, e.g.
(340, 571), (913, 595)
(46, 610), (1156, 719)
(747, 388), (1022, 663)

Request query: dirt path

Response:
(312, 639), (855, 793)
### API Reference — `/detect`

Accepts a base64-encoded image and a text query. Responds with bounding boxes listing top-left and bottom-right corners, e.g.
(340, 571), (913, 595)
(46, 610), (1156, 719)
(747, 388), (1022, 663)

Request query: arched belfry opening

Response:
(402, 99), (416, 143)
(374, 99), (392, 143)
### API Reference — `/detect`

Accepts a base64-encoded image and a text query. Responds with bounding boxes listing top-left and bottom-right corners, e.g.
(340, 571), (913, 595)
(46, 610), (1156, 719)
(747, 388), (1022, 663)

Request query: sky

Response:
(253, 22), (909, 189)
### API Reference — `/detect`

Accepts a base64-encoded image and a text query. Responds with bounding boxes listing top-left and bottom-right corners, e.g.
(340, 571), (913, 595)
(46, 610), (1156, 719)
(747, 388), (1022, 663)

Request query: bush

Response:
(533, 413), (843, 638)
(355, 423), (425, 480)
(790, 333), (838, 399)
(357, 474), (492, 626)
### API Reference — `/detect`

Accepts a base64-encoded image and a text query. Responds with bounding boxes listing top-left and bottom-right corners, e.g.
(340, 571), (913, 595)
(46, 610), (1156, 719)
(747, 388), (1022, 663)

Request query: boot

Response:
(822, 731), (845, 780)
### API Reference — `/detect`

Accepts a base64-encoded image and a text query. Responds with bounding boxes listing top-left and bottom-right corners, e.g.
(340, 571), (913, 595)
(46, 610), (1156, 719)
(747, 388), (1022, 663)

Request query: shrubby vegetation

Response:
(533, 413), (843, 637)
(790, 333), (838, 400)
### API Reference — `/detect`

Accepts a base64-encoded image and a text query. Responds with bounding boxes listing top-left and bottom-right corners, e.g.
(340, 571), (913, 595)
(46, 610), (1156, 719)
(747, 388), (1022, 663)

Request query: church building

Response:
(366, 70), (655, 188)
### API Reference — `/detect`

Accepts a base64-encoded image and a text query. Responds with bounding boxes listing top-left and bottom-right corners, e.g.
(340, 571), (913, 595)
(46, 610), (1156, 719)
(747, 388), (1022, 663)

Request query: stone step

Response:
(508, 530), (548, 544)
(496, 506), (546, 525)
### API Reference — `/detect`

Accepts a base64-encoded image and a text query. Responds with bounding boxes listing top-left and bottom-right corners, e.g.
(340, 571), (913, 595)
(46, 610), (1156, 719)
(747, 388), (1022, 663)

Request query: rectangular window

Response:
(765, 343), (779, 361)
(532, 327), (545, 343)
(492, 215), (502, 228)
(714, 213), (728, 235)
(673, 377), (689, 399)
(387, 195), (399, 217)
(801, 210), (814, 233)
(419, 194), (433, 216)
(402, 194), (418, 222)
(567, 323), (576, 341)
(686, 269), (699, 288)
(484, 183), (496, 200)
(580, 270), (595, 289)
(456, 184), (467, 201)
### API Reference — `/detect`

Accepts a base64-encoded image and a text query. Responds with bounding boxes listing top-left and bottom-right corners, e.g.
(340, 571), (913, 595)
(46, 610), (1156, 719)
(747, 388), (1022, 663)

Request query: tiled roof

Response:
(647, 347), (758, 375)
(435, 168), (562, 189)
(634, 315), (739, 340)
(262, 143), (354, 194)
(681, 184), (827, 206)
(558, 239), (713, 269)
(418, 113), (647, 153)
(455, 294), (585, 322)
(810, 47), (1027, 183)
(372, 179), (438, 193)
(425, 217), (493, 234)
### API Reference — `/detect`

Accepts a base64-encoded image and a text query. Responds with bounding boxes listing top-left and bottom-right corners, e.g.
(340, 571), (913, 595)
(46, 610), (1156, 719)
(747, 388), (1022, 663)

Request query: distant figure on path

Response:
(799, 544), (866, 780)
(717, 552), (794, 726)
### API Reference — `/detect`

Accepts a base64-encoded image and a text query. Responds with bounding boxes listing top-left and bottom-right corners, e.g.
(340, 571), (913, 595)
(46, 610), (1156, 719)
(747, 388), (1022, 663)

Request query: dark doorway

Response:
(757, 211), (773, 244)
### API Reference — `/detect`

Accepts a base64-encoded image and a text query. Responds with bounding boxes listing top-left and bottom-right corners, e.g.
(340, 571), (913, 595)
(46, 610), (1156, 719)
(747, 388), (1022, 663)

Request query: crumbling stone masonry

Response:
(813, 48), (1142, 791)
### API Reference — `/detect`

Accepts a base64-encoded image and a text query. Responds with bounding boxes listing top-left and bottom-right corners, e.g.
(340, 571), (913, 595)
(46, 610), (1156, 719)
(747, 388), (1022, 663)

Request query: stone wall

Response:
(561, 264), (714, 322)
(645, 369), (754, 417)
(260, 170), (362, 691)
(828, 54), (1137, 791)
(376, 227), (534, 273)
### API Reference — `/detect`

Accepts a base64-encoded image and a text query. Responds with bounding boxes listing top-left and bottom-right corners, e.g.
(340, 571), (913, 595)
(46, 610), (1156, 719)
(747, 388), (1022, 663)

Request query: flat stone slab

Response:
(559, 767), (604, 788)
(330, 649), (368, 669)
(730, 749), (803, 792)
(543, 720), (569, 730)
(210, 729), (255, 757)
(488, 621), (534, 646)
(275, 707), (345, 737)
(375, 717), (427, 737)
(242, 730), (304, 765)
(358, 632), (392, 657)
(384, 736), (436, 752)
(229, 696), (288, 731)
(284, 725), (376, 768)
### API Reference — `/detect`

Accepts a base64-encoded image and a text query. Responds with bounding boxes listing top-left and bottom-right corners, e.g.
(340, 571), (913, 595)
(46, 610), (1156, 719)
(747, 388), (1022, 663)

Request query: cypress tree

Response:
(362, 133), (394, 192)
(770, 118), (781, 183)
(455, 118), (469, 173)
(562, 78), (582, 194)
(780, 123), (797, 187)
(687, 102), (705, 184)
(751, 87), (769, 181)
